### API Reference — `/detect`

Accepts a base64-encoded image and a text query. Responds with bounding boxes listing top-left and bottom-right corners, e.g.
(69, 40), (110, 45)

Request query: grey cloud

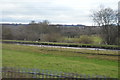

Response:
(1, 0), (119, 25)
(3, 1), (73, 16)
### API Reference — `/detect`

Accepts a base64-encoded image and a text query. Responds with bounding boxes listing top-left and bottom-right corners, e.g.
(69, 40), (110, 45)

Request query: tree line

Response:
(2, 6), (119, 45)
(2, 20), (100, 42)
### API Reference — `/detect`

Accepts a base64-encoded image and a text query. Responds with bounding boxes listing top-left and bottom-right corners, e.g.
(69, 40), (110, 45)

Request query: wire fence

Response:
(1, 67), (114, 79)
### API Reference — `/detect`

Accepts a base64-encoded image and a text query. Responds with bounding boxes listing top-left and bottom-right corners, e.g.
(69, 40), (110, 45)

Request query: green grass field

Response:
(2, 43), (119, 78)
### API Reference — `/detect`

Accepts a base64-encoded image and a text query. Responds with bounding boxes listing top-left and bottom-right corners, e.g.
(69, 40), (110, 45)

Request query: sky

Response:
(0, 0), (119, 26)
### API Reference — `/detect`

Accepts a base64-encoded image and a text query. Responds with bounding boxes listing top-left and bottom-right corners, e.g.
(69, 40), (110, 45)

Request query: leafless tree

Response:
(91, 7), (118, 45)
(2, 26), (13, 40)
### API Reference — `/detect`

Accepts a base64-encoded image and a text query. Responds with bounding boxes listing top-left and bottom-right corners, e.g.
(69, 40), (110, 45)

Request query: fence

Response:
(1, 67), (114, 79)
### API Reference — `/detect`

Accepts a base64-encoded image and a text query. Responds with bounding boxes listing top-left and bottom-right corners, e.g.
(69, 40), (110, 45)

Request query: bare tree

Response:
(91, 7), (118, 45)
(2, 26), (13, 40)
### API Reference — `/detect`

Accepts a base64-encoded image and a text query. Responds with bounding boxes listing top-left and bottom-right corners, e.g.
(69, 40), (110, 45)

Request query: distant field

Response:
(2, 43), (119, 78)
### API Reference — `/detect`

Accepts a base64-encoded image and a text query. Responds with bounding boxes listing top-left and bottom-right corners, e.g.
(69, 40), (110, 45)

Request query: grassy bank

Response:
(2, 40), (120, 50)
(2, 43), (119, 78)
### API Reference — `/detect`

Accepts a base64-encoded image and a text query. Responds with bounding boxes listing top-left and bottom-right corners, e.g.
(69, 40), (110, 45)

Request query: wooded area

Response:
(2, 7), (119, 45)
(2, 21), (119, 45)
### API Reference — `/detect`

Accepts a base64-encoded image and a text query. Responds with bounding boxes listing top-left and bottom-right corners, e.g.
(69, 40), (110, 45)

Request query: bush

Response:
(63, 37), (79, 43)
(79, 35), (93, 44)
(42, 33), (62, 42)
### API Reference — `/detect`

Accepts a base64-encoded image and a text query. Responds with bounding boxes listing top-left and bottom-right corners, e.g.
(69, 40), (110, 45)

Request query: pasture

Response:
(2, 43), (119, 78)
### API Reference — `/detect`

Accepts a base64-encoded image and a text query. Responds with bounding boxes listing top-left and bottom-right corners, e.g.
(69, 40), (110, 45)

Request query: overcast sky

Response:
(0, 0), (119, 25)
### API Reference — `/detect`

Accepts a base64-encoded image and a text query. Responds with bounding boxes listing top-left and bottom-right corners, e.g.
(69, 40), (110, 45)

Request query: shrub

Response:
(42, 33), (62, 42)
(79, 35), (94, 44)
